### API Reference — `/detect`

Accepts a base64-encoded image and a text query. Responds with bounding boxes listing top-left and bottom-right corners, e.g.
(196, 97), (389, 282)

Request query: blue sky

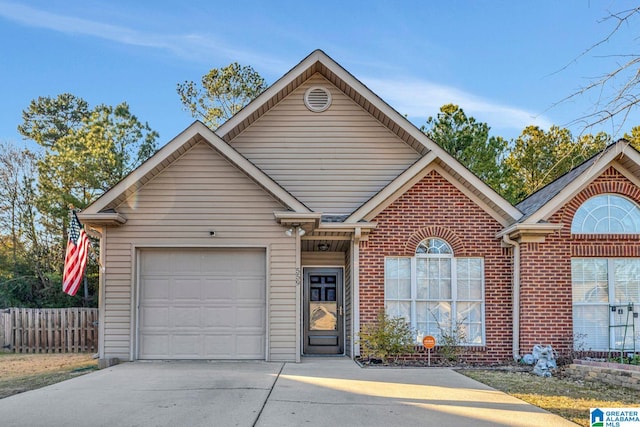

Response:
(1, 0), (639, 150)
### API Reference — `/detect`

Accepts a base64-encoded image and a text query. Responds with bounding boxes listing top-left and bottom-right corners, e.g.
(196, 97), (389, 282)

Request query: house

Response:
(80, 50), (640, 365)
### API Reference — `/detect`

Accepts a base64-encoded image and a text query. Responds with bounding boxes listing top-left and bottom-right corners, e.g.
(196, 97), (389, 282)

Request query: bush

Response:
(358, 311), (415, 363)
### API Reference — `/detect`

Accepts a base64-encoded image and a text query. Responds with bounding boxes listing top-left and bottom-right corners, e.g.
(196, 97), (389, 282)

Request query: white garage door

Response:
(138, 248), (266, 359)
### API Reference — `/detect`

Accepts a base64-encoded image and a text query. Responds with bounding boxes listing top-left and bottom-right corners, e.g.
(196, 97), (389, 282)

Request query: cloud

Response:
(0, 1), (287, 72)
(362, 77), (554, 133)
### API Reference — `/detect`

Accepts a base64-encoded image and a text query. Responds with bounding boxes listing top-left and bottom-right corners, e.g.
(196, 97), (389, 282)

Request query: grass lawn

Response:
(460, 368), (639, 427)
(0, 353), (97, 399)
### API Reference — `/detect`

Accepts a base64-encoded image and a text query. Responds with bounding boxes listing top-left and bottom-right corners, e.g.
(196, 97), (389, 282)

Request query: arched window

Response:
(572, 194), (640, 234)
(385, 238), (484, 346)
(416, 238), (453, 255)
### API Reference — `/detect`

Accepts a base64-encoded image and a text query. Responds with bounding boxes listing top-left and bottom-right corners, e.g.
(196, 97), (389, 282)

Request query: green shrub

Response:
(431, 313), (467, 363)
(358, 311), (415, 363)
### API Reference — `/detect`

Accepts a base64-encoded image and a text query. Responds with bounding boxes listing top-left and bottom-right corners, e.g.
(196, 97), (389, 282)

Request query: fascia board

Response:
(85, 121), (310, 215)
(345, 152), (438, 223)
(346, 153), (519, 226)
(76, 212), (127, 226)
(84, 122), (205, 214)
(216, 50), (325, 137)
(216, 49), (520, 223)
(430, 164), (518, 227)
(196, 123), (311, 213)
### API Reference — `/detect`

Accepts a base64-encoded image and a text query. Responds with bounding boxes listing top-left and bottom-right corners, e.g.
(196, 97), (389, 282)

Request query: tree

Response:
(502, 126), (610, 203)
(20, 95), (158, 214)
(0, 143), (52, 307)
(17, 94), (159, 306)
(422, 104), (507, 193)
(177, 62), (267, 129)
(35, 102), (159, 213)
(557, 7), (640, 133)
(623, 125), (640, 151)
(17, 94), (90, 149)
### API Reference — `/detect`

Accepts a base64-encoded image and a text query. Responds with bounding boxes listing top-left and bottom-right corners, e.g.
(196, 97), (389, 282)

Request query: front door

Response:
(303, 268), (344, 354)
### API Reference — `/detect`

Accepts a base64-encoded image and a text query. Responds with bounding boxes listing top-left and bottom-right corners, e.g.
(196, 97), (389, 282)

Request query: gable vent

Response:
(304, 86), (332, 112)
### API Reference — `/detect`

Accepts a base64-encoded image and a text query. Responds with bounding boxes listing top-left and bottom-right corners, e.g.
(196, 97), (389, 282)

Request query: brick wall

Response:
(359, 170), (513, 364)
(519, 166), (640, 358)
(358, 166), (640, 364)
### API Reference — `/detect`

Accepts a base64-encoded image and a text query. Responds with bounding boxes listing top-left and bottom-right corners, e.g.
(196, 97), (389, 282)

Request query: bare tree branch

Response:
(551, 7), (640, 134)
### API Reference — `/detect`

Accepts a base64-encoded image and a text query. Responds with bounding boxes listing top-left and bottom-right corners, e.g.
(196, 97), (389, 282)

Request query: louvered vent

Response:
(304, 87), (332, 112)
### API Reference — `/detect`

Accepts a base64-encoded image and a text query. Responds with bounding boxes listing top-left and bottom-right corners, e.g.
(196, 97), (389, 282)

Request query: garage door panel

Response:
(237, 307), (265, 328)
(204, 335), (235, 355)
(204, 307), (234, 327)
(142, 252), (172, 273)
(236, 278), (266, 299)
(140, 334), (169, 357)
(172, 334), (202, 356)
(141, 278), (170, 299)
(139, 248), (266, 359)
(140, 307), (169, 328)
(201, 250), (264, 274)
(202, 279), (234, 300)
(172, 307), (202, 327)
(236, 335), (265, 357)
(171, 253), (203, 274)
(172, 278), (203, 299)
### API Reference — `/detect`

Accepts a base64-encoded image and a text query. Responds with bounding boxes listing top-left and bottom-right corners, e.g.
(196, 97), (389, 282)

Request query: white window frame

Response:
(572, 257), (640, 351)
(385, 249), (485, 346)
(571, 194), (640, 234)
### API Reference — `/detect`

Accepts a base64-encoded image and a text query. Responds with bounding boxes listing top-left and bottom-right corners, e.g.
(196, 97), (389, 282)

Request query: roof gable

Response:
(82, 121), (310, 216)
(346, 153), (519, 227)
(217, 49), (521, 224)
(216, 50), (431, 155)
(227, 73), (423, 215)
(516, 139), (640, 224)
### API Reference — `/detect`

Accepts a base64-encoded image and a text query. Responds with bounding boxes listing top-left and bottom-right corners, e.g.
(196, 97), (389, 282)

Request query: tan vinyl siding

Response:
(102, 141), (297, 362)
(301, 251), (345, 266)
(229, 74), (422, 214)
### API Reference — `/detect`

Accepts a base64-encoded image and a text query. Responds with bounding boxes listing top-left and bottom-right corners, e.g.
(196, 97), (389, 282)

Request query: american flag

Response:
(63, 211), (90, 296)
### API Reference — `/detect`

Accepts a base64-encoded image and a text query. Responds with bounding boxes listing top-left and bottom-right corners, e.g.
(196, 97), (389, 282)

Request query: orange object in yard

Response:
(422, 335), (436, 349)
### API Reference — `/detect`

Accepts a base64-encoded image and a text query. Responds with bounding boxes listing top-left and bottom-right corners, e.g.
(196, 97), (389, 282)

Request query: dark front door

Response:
(303, 268), (344, 354)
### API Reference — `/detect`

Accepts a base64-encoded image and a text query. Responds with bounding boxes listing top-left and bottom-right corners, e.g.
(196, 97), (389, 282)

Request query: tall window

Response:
(572, 194), (640, 233)
(385, 238), (485, 345)
(572, 258), (640, 351)
(571, 194), (640, 351)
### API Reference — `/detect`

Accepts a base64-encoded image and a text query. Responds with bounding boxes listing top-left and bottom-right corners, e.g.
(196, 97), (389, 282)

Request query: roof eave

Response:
(83, 121), (311, 216)
(496, 223), (564, 242)
(525, 139), (639, 224)
(77, 212), (127, 226)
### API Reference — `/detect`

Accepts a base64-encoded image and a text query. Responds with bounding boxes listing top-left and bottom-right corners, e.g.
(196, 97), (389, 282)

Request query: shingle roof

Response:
(321, 214), (349, 223)
(515, 141), (622, 221)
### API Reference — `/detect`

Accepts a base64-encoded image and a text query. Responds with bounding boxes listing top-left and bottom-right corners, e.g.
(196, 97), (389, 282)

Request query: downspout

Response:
(87, 227), (105, 361)
(294, 226), (302, 363)
(352, 227), (361, 358)
(502, 234), (521, 362)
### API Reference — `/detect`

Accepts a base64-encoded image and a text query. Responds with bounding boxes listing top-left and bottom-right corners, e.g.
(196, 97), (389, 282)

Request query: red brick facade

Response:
(358, 166), (640, 364)
(359, 170), (514, 364)
(519, 166), (640, 358)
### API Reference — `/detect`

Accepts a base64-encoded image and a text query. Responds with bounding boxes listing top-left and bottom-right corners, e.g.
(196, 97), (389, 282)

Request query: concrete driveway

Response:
(0, 357), (577, 427)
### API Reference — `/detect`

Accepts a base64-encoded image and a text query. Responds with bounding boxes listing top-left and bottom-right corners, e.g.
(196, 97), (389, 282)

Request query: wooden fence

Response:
(0, 308), (98, 353)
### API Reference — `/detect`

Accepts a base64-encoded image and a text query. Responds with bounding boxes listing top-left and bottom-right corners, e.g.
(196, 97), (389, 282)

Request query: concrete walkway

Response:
(0, 357), (577, 427)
